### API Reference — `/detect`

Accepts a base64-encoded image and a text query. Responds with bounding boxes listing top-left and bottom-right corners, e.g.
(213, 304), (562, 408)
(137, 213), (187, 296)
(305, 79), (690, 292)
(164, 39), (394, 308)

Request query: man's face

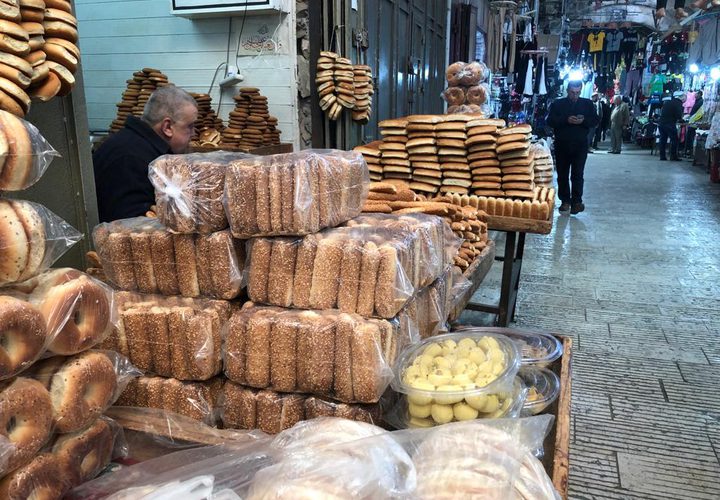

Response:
(166, 103), (198, 153)
(592, 95), (598, 102)
(568, 86), (581, 102)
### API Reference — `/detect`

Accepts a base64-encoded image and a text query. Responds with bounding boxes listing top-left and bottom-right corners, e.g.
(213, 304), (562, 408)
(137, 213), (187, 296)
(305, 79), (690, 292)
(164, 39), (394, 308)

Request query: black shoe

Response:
(571, 203), (585, 215)
(559, 202), (571, 213)
(659, 157), (667, 161)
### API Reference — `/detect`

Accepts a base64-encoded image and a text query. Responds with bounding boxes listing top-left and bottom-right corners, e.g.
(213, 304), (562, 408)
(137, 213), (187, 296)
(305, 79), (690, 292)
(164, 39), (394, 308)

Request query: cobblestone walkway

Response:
(460, 144), (720, 499)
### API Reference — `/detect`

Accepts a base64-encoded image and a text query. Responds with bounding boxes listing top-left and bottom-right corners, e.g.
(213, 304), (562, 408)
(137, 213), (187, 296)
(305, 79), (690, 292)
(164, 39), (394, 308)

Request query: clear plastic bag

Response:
(515, 449), (562, 499)
(0, 452), (72, 499)
(224, 303), (414, 403)
(116, 376), (224, 425)
(224, 149), (370, 238)
(221, 383), (387, 434)
(49, 415), (127, 490)
(445, 61), (488, 87)
(246, 212), (460, 319)
(101, 292), (235, 381)
(6, 268), (116, 357)
(149, 151), (255, 234)
(0, 199), (82, 286)
(93, 217), (245, 299)
(0, 110), (60, 191)
(26, 350), (141, 433)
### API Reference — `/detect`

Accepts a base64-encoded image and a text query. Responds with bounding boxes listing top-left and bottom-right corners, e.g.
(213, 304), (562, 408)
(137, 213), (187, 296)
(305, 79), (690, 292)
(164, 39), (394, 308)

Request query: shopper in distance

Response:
(658, 91), (686, 162)
(608, 95), (630, 155)
(93, 86), (198, 222)
(546, 80), (599, 215)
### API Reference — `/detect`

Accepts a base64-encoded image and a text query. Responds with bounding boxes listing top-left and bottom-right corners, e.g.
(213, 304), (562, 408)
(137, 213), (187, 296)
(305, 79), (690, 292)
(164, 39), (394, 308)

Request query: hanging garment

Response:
(515, 55), (528, 95)
(605, 30), (624, 53)
(587, 32), (605, 53)
(523, 57), (535, 97)
(649, 73), (667, 95)
(535, 57), (547, 96)
(487, 9), (504, 72)
(523, 20), (533, 43)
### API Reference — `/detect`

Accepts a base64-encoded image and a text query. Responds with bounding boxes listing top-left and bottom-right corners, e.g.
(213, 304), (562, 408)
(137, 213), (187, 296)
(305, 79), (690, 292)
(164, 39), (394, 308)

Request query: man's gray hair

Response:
(613, 95), (622, 103)
(567, 80), (583, 89)
(142, 86), (197, 126)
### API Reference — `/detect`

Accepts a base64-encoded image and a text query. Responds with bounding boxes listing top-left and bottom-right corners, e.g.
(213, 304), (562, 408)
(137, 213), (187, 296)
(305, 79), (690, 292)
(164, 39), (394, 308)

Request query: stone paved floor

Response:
(459, 142), (720, 499)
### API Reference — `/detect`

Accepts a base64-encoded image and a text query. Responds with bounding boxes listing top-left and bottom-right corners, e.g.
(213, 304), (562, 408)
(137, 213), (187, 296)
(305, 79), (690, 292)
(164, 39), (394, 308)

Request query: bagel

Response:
(52, 418), (114, 487)
(42, 19), (76, 42)
(0, 297), (47, 379)
(44, 0), (73, 12)
(43, 41), (76, 72)
(27, 33), (42, 49)
(0, 2), (20, 23)
(29, 60), (50, 87)
(30, 269), (111, 355)
(0, 33), (29, 56)
(19, 9), (43, 24)
(44, 36), (77, 57)
(0, 19), (29, 41)
(20, 0), (47, 8)
(19, 21), (42, 35)
(7, 202), (44, 281)
(0, 110), (33, 190)
(0, 88), (22, 115)
(0, 52), (31, 77)
(0, 377), (53, 473)
(0, 200), (29, 283)
(445, 61), (465, 86)
(0, 77), (29, 113)
(0, 62), (29, 87)
(46, 60), (72, 95)
(32, 350), (118, 433)
(442, 86), (465, 106)
(0, 452), (69, 500)
(466, 84), (487, 105)
(24, 48), (44, 65)
(43, 7), (75, 26)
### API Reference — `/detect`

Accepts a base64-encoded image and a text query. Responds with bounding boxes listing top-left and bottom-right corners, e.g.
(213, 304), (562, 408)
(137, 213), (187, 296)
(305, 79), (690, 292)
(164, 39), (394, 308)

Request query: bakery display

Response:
(392, 332), (522, 427)
(0, 109), (58, 190)
(50, 417), (116, 488)
(116, 376), (223, 424)
(224, 149), (369, 238)
(0, 377), (53, 474)
(0, 199), (81, 285)
(246, 213), (456, 318)
(29, 350), (119, 433)
(101, 292), (232, 380)
(93, 217), (245, 299)
(446, 188), (556, 221)
(219, 87), (281, 150)
(316, 51), (374, 122)
(225, 303), (406, 403)
(442, 61), (489, 114)
(108, 68), (170, 133)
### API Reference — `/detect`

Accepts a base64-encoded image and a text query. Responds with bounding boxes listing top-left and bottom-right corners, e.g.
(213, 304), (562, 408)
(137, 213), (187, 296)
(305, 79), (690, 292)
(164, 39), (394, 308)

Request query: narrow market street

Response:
(461, 144), (720, 500)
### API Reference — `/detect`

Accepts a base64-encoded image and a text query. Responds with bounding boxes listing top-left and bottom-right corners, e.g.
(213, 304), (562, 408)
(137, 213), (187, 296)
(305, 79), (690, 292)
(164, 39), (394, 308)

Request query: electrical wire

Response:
(235, 3), (249, 66)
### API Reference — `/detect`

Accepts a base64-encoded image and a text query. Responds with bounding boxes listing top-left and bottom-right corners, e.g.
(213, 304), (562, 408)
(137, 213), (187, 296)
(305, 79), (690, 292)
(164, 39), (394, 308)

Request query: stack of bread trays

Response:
(0, 0), (80, 117)
(0, 111), (124, 497)
(108, 68), (170, 133)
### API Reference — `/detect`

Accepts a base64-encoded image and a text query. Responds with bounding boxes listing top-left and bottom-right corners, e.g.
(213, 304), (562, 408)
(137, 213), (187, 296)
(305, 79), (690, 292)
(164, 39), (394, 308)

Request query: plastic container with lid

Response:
(518, 366), (560, 416)
(454, 326), (563, 367)
(390, 331), (522, 428)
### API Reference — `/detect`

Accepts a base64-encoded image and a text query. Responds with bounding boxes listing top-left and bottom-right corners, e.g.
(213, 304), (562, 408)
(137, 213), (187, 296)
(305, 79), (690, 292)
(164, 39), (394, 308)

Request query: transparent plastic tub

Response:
(518, 366), (560, 416)
(454, 326), (563, 367)
(391, 331), (522, 427)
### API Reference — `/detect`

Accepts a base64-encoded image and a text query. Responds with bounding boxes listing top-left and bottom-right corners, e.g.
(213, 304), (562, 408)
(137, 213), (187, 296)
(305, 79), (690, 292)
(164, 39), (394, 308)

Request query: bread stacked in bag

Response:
(0, 111), (126, 496)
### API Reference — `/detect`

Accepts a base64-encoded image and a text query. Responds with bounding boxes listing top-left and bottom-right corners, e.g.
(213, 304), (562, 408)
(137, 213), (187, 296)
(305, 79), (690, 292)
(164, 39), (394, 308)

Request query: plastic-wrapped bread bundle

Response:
(224, 149), (370, 238)
(245, 213), (460, 319)
(221, 383), (385, 434)
(0, 453), (71, 500)
(115, 376), (224, 426)
(0, 110), (60, 191)
(100, 292), (234, 381)
(0, 297), (48, 380)
(93, 217), (244, 299)
(225, 303), (412, 403)
(25, 350), (140, 433)
(7, 268), (115, 356)
(149, 152), (254, 234)
(0, 199), (82, 286)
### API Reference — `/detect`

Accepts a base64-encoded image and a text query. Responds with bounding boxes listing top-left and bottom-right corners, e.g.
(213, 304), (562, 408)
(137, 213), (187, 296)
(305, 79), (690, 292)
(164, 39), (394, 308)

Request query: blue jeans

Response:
(659, 123), (678, 159)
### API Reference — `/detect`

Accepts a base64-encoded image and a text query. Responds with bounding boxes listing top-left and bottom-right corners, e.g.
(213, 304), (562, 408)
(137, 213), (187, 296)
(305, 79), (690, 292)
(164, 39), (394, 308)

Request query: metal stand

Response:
(464, 230), (526, 326)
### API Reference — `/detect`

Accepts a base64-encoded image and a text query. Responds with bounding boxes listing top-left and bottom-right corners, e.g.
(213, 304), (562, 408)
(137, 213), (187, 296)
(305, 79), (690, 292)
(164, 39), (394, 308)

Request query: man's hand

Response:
(568, 116), (579, 125)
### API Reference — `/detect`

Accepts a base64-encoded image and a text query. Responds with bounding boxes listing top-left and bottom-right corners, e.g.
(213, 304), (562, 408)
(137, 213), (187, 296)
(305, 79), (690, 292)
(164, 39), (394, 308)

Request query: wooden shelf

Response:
(486, 214), (553, 234)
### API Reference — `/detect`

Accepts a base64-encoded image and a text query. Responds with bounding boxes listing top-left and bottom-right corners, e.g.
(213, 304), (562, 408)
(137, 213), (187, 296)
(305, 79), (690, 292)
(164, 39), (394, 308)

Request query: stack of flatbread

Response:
(466, 118), (505, 197)
(351, 64), (373, 123)
(353, 141), (383, 181)
(437, 114), (473, 195)
(530, 144), (554, 187)
(497, 124), (535, 199)
(406, 115), (443, 194)
(378, 118), (409, 181)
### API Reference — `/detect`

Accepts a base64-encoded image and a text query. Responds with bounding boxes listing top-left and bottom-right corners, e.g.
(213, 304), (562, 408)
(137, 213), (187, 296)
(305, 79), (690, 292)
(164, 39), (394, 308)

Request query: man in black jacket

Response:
(93, 86), (198, 222)
(658, 92), (685, 161)
(547, 81), (600, 215)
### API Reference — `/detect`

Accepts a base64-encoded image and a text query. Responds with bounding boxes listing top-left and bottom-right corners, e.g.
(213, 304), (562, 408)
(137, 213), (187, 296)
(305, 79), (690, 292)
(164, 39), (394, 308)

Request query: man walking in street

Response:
(547, 81), (600, 215)
(590, 93), (604, 150)
(658, 91), (685, 161)
(609, 95), (630, 154)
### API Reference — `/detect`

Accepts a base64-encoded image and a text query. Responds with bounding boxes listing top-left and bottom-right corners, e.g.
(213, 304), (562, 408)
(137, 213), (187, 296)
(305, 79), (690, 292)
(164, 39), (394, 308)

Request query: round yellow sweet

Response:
(453, 402), (479, 421)
(408, 379), (434, 405)
(491, 361), (505, 376)
(478, 336), (500, 352)
(427, 368), (452, 386)
(433, 384), (464, 405)
(476, 360), (493, 376)
(456, 346), (473, 361)
(466, 393), (488, 411)
(409, 417), (435, 428)
(404, 365), (423, 381)
(468, 348), (487, 364)
(488, 348), (505, 364)
(423, 343), (443, 357)
(465, 364), (479, 380)
(475, 375), (493, 387)
(457, 338), (477, 350)
(452, 358), (471, 375)
(408, 402), (432, 418)
(433, 356), (451, 369)
(480, 394), (500, 413)
(414, 354), (434, 369)
(451, 373), (473, 386)
(441, 339), (457, 356)
(430, 403), (454, 424)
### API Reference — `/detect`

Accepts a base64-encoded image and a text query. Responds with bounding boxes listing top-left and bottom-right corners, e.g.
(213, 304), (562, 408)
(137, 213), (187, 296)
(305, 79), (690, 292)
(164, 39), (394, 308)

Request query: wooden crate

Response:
(544, 335), (572, 500)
